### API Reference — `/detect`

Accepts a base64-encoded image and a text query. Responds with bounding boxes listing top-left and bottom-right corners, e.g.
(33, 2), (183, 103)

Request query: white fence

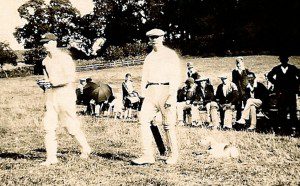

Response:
(76, 59), (144, 72)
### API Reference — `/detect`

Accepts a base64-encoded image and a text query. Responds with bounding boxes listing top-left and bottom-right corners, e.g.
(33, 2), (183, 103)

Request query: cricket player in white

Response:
(132, 29), (182, 165)
(40, 33), (91, 166)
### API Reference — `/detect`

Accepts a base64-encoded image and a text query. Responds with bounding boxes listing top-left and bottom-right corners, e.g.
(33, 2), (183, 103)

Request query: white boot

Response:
(132, 122), (155, 165)
(131, 154), (155, 165)
(80, 146), (92, 159)
(42, 131), (58, 166)
(40, 158), (58, 166)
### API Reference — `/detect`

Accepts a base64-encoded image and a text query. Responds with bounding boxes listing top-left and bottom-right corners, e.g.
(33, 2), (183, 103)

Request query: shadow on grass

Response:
(0, 152), (42, 160)
(94, 152), (134, 161)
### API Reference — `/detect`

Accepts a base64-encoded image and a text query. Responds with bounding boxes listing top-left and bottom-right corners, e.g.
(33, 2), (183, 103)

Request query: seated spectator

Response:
(177, 78), (198, 126)
(216, 75), (239, 130)
(122, 73), (140, 119)
(194, 77), (220, 128)
(236, 72), (269, 131)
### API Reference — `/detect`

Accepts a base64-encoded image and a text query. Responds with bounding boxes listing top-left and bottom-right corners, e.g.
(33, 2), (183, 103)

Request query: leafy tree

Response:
(14, 0), (80, 48)
(0, 42), (18, 78)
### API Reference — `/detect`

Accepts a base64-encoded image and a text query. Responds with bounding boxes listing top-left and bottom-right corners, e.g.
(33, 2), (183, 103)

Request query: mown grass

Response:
(0, 55), (299, 185)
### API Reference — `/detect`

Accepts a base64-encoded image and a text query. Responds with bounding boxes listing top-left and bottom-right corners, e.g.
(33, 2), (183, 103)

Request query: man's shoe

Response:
(223, 126), (232, 131)
(40, 158), (58, 166)
(131, 156), (155, 165)
(256, 111), (265, 118)
(177, 121), (185, 126)
(236, 118), (246, 125)
(247, 127), (256, 132)
(80, 147), (92, 159)
(165, 155), (178, 165)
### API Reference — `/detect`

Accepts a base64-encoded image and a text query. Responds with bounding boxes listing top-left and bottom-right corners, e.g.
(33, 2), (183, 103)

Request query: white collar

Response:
(247, 80), (257, 90)
(281, 66), (289, 74)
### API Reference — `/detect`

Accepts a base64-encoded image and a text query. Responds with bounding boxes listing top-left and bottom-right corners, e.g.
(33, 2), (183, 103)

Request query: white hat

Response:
(146, 29), (165, 37)
(218, 75), (228, 80)
(198, 77), (209, 82)
(236, 56), (244, 62)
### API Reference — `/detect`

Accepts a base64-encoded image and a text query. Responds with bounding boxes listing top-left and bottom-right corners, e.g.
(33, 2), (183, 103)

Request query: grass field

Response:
(0, 55), (299, 185)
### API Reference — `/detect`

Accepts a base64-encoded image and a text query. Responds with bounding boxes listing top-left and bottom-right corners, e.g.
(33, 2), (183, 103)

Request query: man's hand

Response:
(222, 103), (232, 110)
(164, 102), (171, 109)
(164, 95), (175, 109)
(37, 80), (52, 91)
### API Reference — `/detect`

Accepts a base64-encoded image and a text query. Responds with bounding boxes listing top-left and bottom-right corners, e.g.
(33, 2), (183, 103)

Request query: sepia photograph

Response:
(0, 0), (299, 185)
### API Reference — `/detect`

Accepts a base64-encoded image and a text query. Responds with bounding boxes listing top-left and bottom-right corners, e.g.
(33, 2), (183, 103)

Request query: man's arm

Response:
(167, 52), (182, 103)
(140, 58), (149, 98)
(267, 67), (277, 84)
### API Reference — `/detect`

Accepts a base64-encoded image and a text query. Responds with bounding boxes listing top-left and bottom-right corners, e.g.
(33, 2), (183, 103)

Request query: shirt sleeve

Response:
(140, 57), (149, 97)
(42, 57), (50, 82)
(63, 55), (76, 84)
(168, 51), (182, 100)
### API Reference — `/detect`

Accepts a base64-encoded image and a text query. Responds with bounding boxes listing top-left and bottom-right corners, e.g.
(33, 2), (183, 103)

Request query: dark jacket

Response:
(215, 83), (239, 105)
(244, 82), (269, 110)
(232, 69), (250, 96)
(267, 64), (300, 94)
(177, 85), (197, 103)
(195, 84), (215, 105)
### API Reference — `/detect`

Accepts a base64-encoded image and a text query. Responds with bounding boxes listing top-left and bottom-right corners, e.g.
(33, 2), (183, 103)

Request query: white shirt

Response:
(246, 80), (258, 98)
(124, 80), (134, 94)
(281, 66), (289, 74)
(141, 46), (182, 98)
(222, 82), (238, 96)
(42, 50), (75, 86)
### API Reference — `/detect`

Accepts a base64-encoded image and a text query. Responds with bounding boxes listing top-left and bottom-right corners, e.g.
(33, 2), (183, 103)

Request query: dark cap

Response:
(41, 33), (57, 42)
(185, 78), (195, 85)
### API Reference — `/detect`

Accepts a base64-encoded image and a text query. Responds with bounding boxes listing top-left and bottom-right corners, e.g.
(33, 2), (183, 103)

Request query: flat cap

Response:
(236, 56), (244, 62)
(185, 78), (195, 85)
(218, 75), (228, 80)
(41, 33), (57, 42)
(198, 77), (209, 82)
(146, 29), (165, 37)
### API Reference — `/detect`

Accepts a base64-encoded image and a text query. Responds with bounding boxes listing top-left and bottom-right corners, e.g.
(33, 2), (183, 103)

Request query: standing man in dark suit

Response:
(267, 54), (300, 136)
(232, 57), (250, 121)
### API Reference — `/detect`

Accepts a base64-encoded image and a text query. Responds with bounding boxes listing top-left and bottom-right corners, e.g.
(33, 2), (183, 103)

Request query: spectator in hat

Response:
(176, 78), (198, 126)
(232, 57), (250, 120)
(132, 28), (182, 165)
(187, 62), (196, 78)
(236, 72), (269, 131)
(194, 77), (220, 129)
(267, 54), (300, 136)
(215, 75), (239, 130)
(40, 33), (91, 166)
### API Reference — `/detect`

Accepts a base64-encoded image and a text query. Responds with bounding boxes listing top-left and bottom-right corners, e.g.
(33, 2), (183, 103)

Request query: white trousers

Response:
(43, 86), (90, 160)
(139, 86), (178, 157)
(241, 98), (262, 128)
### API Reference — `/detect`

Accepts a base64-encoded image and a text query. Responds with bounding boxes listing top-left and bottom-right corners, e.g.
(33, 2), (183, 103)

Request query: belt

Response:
(146, 82), (169, 88)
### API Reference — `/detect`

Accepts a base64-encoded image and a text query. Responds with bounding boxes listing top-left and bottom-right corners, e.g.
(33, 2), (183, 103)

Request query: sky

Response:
(0, 0), (94, 50)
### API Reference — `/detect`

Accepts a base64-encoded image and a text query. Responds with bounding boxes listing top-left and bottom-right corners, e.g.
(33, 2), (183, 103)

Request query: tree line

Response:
(14, 0), (300, 57)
